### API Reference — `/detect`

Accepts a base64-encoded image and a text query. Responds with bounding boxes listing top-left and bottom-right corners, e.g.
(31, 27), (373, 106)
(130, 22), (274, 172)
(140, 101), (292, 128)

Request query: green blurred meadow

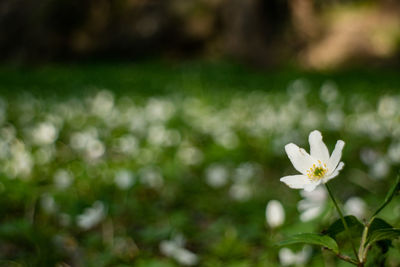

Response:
(0, 61), (400, 266)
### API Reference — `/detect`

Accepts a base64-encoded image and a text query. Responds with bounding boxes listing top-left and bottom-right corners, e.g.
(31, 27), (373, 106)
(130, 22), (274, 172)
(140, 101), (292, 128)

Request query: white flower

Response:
(77, 201), (106, 230)
(160, 235), (198, 266)
(280, 130), (345, 192)
(115, 169), (135, 190)
(54, 169), (74, 190)
(344, 197), (366, 220)
(279, 246), (312, 266)
(32, 122), (58, 145)
(266, 200), (285, 228)
(205, 164), (229, 188)
(298, 186), (327, 222)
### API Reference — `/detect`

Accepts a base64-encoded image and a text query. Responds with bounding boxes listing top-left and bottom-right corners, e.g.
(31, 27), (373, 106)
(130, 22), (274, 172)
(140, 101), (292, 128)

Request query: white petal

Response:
(323, 162), (344, 183)
(280, 175), (311, 189)
(304, 181), (321, 192)
(327, 140), (345, 174)
(300, 206), (323, 222)
(285, 143), (316, 175)
(309, 130), (329, 162)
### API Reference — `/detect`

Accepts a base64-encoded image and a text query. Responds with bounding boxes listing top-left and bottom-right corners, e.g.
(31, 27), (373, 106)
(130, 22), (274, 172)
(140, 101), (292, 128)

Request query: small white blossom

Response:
(114, 169), (135, 190)
(160, 235), (198, 266)
(229, 184), (252, 201)
(279, 246), (312, 266)
(280, 130), (345, 192)
(77, 201), (106, 230)
(32, 122), (58, 145)
(344, 197), (366, 220)
(298, 186), (327, 222)
(139, 167), (163, 188)
(205, 164), (229, 188)
(54, 169), (74, 190)
(370, 158), (390, 180)
(266, 200), (285, 228)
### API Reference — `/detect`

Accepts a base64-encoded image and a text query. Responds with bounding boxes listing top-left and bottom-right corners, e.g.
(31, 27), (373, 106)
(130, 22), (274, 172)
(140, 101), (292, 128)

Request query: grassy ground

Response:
(1, 60), (399, 97)
(0, 61), (399, 266)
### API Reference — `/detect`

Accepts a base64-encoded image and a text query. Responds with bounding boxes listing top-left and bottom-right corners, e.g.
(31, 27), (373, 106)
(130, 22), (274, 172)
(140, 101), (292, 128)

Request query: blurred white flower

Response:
(378, 96), (398, 118)
(213, 130), (239, 149)
(233, 162), (259, 183)
(0, 125), (16, 143)
(320, 81), (339, 103)
(177, 144), (203, 166)
(70, 129), (105, 160)
(85, 139), (105, 160)
(205, 164), (229, 188)
(388, 142), (400, 163)
(139, 167), (163, 188)
(229, 183), (252, 201)
(77, 201), (106, 230)
(40, 193), (58, 214)
(90, 90), (115, 118)
(279, 246), (312, 266)
(6, 140), (33, 179)
(116, 135), (139, 156)
(280, 130), (345, 192)
(115, 169), (135, 190)
(298, 186), (327, 222)
(32, 122), (58, 145)
(145, 98), (175, 122)
(266, 200), (285, 228)
(344, 197), (366, 220)
(327, 108), (344, 130)
(360, 148), (378, 165)
(35, 145), (56, 165)
(147, 125), (181, 147)
(54, 169), (74, 190)
(370, 158), (390, 180)
(160, 235), (198, 266)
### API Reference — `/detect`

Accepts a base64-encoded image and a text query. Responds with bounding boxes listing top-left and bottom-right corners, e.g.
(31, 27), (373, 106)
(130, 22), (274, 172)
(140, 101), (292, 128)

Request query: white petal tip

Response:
(284, 143), (296, 150)
(337, 140), (345, 147)
(309, 130), (322, 138)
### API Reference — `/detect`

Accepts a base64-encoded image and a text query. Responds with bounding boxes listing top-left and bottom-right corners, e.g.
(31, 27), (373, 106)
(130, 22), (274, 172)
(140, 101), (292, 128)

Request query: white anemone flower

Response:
(280, 130), (345, 192)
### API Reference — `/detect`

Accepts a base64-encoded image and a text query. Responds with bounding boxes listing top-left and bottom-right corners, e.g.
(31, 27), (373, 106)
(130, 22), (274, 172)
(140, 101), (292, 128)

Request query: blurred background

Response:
(1, 0), (400, 68)
(0, 0), (400, 266)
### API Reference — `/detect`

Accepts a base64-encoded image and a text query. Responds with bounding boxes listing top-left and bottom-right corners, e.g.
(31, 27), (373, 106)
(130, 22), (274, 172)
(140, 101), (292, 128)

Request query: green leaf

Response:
(372, 174), (400, 217)
(278, 233), (339, 254)
(366, 228), (400, 246)
(368, 218), (392, 233)
(366, 218), (394, 253)
(324, 215), (364, 239)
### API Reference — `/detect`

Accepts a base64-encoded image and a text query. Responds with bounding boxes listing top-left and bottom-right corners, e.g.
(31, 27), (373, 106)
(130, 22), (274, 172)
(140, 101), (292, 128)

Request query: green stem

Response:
(372, 174), (400, 217)
(358, 225), (369, 263)
(325, 183), (360, 263)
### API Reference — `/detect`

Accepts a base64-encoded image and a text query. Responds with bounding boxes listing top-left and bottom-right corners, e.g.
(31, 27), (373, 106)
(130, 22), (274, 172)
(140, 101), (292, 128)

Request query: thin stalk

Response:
(325, 183), (360, 263)
(358, 225), (369, 261)
(371, 174), (399, 217)
(322, 247), (358, 265)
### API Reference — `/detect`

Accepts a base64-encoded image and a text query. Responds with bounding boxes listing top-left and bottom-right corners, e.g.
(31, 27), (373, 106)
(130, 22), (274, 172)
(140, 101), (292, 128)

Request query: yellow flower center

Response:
(306, 160), (328, 181)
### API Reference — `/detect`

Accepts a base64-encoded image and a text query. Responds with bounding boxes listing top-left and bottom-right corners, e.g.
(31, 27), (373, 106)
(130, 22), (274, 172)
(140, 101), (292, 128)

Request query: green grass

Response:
(0, 60), (399, 98)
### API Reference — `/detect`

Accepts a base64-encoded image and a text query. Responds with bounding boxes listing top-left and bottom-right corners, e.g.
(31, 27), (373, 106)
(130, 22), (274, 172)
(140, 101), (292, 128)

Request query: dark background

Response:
(1, 0), (399, 68)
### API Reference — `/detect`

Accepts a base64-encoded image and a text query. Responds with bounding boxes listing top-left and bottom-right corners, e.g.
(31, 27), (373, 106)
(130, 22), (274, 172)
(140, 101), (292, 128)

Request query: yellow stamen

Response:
(307, 161), (328, 181)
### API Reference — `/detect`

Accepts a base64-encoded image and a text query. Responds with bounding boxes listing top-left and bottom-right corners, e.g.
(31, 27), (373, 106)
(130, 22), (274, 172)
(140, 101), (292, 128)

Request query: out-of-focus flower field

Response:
(0, 62), (400, 266)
